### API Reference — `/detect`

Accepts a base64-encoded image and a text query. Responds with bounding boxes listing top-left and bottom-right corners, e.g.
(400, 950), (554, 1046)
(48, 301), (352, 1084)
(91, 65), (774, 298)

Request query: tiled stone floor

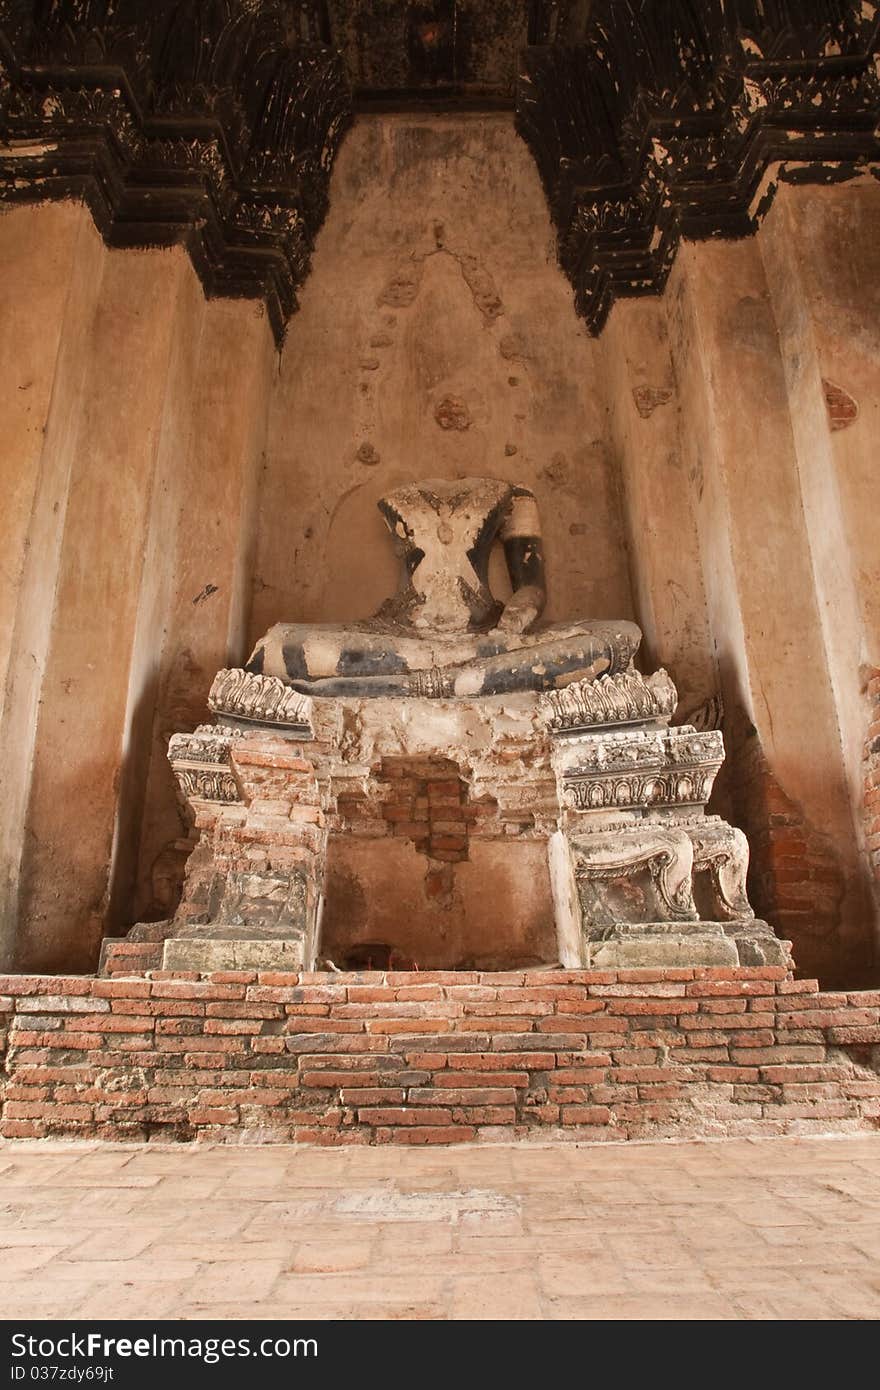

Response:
(1, 1134), (879, 1320)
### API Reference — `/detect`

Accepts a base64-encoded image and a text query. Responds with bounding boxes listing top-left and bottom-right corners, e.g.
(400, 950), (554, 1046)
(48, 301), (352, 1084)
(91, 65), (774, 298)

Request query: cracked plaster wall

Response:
(596, 180), (880, 984)
(251, 112), (635, 642)
(0, 211), (275, 971)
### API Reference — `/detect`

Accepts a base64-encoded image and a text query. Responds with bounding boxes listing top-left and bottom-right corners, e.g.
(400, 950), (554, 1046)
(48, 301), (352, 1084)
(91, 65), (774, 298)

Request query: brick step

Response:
(1, 969), (878, 1145)
(99, 940), (163, 976)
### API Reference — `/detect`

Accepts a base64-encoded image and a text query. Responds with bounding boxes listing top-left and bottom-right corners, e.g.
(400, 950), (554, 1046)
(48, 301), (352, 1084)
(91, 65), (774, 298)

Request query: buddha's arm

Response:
(497, 487), (547, 632)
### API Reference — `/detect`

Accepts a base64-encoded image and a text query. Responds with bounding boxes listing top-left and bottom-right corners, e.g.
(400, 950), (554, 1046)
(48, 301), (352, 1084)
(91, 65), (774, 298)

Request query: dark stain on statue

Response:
(337, 648), (409, 676)
(281, 643), (311, 681)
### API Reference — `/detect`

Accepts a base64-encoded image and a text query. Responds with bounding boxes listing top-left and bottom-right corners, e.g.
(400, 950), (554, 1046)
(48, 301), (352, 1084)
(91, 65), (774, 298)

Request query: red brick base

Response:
(1, 968), (878, 1145)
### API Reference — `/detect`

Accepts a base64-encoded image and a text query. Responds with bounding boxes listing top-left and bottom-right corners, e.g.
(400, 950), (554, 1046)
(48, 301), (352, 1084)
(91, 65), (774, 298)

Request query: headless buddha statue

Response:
(246, 476), (641, 698)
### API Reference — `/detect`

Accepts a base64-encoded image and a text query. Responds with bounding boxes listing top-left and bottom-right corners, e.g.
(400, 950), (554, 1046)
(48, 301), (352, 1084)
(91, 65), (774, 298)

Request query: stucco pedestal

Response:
(162, 936), (308, 972)
(582, 919), (790, 969)
(99, 665), (793, 975)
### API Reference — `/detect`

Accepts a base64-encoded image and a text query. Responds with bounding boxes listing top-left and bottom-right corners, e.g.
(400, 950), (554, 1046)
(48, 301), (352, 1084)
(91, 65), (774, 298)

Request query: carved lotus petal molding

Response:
(542, 667), (678, 732)
(208, 668), (314, 735)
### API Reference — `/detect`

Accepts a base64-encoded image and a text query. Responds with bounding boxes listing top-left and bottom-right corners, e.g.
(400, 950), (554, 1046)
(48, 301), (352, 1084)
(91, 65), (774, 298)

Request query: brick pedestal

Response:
(2, 967), (878, 1145)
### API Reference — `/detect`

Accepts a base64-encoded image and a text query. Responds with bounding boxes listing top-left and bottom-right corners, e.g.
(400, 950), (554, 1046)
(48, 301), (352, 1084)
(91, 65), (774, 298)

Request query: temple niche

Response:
(0, 0), (879, 995)
(150, 474), (789, 976)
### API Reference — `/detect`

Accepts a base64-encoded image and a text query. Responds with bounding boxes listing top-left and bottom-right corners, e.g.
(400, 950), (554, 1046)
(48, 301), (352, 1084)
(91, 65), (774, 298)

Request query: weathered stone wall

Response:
(1, 966), (878, 1144)
(599, 179), (880, 984)
(598, 299), (717, 717)
(662, 236), (869, 983)
(0, 208), (275, 972)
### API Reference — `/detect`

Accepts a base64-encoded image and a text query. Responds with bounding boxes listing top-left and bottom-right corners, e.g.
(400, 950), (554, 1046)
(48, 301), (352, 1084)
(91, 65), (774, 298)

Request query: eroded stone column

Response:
(600, 297), (717, 715)
(12, 247), (197, 970)
(122, 298), (276, 928)
(666, 237), (872, 981)
(0, 204), (100, 707)
(0, 204), (106, 968)
(759, 180), (880, 940)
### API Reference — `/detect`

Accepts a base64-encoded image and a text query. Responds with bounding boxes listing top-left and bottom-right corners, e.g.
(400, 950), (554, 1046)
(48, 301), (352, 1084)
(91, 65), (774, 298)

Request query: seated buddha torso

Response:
(245, 474), (641, 698)
(372, 476), (517, 634)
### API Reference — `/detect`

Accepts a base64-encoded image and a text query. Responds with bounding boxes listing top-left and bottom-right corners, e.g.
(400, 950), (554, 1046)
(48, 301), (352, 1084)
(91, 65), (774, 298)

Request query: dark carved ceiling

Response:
(517, 0), (880, 332)
(329, 1), (528, 107)
(0, 1), (877, 343)
(0, 1), (352, 343)
(325, 2), (596, 107)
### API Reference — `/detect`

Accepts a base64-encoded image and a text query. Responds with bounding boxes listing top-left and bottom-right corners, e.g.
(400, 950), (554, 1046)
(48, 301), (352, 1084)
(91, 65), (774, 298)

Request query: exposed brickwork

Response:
(1, 969), (878, 1145)
(377, 757), (472, 863)
(865, 669), (880, 889)
(822, 378), (859, 431)
(323, 737), (553, 969)
(723, 719), (851, 979)
(100, 940), (163, 977)
(632, 384), (672, 418)
(335, 757), (498, 865)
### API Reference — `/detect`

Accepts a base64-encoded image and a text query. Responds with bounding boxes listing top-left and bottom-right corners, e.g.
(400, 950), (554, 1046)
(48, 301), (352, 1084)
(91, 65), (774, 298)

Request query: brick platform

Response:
(1, 968), (879, 1145)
